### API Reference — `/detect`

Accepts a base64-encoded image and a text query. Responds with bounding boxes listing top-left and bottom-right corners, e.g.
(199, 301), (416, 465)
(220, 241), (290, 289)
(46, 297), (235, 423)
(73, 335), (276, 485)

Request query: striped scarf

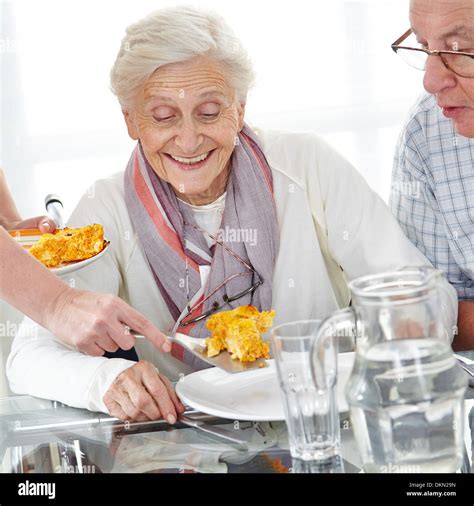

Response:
(124, 125), (279, 367)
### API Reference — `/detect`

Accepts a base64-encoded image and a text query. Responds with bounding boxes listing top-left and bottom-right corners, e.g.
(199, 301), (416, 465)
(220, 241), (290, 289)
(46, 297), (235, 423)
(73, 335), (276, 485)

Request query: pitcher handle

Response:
(310, 308), (356, 392)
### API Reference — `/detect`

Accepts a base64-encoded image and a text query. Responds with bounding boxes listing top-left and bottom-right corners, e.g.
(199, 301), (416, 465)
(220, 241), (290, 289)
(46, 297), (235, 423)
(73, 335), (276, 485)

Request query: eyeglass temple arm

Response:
(391, 28), (413, 50)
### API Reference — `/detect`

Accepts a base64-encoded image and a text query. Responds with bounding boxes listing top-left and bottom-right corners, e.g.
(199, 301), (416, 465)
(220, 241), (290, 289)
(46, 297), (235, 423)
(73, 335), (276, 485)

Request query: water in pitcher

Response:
(347, 338), (466, 473)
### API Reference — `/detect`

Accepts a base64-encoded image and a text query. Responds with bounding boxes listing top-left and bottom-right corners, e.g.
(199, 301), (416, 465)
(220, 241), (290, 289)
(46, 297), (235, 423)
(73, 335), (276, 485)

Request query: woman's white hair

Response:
(110, 5), (255, 110)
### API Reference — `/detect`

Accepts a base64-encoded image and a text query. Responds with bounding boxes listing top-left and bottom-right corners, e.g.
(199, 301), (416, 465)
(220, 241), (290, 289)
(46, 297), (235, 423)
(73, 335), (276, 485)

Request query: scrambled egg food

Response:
(28, 224), (106, 268)
(205, 305), (275, 362)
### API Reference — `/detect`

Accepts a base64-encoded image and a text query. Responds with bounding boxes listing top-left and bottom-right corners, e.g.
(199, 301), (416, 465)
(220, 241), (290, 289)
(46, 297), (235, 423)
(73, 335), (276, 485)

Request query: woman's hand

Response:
(103, 361), (185, 423)
(9, 215), (57, 233)
(45, 288), (172, 356)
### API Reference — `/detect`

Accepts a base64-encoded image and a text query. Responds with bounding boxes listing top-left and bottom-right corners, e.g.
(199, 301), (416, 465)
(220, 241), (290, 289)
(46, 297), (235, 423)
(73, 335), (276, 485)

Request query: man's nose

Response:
(423, 54), (457, 95)
(174, 120), (203, 154)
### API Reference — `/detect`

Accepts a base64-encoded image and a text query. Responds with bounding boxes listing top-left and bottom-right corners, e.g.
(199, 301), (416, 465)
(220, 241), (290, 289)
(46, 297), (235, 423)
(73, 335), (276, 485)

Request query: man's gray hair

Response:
(110, 6), (255, 110)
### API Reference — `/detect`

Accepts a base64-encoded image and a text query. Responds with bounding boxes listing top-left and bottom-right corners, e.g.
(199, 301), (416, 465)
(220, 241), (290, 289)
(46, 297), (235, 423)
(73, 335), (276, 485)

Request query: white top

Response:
(179, 192), (226, 286)
(178, 191), (226, 248)
(6, 129), (458, 414)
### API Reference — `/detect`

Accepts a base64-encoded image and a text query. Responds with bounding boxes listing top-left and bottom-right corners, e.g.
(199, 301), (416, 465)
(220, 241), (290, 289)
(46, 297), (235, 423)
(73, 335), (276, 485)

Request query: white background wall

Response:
(1, 0), (424, 220)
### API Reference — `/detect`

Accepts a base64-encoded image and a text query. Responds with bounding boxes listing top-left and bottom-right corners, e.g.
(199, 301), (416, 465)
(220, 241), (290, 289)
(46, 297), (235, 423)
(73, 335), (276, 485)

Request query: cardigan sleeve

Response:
(306, 134), (458, 341)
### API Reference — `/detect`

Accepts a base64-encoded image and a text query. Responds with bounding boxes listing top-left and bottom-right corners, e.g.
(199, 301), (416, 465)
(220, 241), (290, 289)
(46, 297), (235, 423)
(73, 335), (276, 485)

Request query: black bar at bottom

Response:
(0, 473), (473, 506)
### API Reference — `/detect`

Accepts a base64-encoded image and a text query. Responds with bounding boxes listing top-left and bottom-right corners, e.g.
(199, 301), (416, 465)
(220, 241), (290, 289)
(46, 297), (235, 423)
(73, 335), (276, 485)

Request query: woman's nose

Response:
(423, 54), (457, 95)
(174, 121), (203, 154)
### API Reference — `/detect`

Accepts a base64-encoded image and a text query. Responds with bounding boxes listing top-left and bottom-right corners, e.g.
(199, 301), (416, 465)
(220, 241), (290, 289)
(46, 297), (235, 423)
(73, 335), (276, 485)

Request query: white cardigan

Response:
(6, 129), (457, 413)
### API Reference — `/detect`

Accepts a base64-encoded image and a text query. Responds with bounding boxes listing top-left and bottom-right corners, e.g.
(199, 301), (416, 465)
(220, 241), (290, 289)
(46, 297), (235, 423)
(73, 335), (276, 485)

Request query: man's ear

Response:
(237, 100), (246, 131)
(123, 110), (139, 140)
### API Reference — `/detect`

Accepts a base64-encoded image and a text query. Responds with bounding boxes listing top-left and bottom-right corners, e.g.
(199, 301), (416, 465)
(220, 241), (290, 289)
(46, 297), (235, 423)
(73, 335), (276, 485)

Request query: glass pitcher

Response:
(310, 267), (468, 473)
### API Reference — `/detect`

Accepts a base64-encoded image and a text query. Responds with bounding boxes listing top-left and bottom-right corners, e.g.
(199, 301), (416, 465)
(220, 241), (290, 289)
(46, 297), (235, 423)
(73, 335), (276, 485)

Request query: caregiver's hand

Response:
(9, 215), (57, 233)
(46, 288), (172, 356)
(103, 361), (185, 422)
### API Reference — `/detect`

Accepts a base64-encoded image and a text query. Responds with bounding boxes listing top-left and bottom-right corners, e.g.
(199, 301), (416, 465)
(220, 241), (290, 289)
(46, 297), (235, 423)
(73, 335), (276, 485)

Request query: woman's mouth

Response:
(165, 149), (215, 171)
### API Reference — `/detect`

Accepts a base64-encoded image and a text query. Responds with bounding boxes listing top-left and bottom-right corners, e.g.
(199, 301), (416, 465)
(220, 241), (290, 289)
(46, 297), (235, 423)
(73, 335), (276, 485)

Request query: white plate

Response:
(49, 242), (110, 275)
(176, 352), (355, 421)
(11, 230), (110, 275)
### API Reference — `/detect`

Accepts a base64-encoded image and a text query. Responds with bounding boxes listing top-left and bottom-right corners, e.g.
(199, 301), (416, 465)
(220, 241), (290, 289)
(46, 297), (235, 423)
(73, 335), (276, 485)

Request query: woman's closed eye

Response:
(154, 113), (176, 123)
(197, 103), (221, 120)
(152, 106), (177, 123)
(154, 115), (175, 123)
(200, 112), (219, 120)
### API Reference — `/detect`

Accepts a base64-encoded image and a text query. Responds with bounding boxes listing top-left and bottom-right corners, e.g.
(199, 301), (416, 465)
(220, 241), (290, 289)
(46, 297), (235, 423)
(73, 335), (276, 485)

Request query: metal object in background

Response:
(178, 415), (251, 450)
(44, 193), (65, 229)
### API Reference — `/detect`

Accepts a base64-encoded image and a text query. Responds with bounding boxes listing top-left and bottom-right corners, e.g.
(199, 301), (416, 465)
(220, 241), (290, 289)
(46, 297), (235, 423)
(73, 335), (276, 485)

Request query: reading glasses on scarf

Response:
(391, 28), (474, 78)
(178, 223), (263, 327)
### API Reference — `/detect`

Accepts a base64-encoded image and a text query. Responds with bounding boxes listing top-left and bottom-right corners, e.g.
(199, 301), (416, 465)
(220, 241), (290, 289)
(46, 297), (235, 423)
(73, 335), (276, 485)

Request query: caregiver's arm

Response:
(3, 232), (171, 411)
(5, 233), (138, 411)
(311, 138), (457, 339)
(0, 227), (170, 355)
(6, 178), (172, 412)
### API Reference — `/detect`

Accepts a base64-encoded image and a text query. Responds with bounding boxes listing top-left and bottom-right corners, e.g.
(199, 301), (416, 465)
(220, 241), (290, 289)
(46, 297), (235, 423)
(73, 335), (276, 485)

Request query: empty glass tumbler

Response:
(271, 320), (340, 461)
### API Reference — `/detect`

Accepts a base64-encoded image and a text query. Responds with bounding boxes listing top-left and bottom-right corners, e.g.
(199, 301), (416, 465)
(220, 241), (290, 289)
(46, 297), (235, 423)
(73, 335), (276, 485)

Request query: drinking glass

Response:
(271, 320), (340, 461)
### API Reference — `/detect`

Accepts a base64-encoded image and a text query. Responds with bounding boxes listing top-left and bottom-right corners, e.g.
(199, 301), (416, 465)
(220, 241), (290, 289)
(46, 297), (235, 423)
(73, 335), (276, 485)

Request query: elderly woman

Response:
(7, 6), (457, 423)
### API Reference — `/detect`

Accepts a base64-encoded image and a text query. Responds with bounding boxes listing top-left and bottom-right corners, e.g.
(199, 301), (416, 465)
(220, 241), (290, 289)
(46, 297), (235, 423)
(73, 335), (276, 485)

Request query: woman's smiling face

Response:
(124, 56), (245, 205)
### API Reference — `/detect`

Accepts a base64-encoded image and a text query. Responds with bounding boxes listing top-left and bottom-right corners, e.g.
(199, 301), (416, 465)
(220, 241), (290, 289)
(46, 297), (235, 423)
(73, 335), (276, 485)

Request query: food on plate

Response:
(28, 224), (107, 268)
(205, 305), (275, 362)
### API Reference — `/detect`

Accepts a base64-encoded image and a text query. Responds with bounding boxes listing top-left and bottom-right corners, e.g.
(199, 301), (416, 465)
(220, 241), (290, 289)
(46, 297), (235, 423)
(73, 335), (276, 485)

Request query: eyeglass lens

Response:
(396, 47), (474, 77)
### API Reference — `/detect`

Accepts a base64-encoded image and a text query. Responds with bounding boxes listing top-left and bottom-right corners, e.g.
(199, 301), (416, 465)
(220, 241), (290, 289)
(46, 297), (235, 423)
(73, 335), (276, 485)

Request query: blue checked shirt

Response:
(390, 93), (474, 300)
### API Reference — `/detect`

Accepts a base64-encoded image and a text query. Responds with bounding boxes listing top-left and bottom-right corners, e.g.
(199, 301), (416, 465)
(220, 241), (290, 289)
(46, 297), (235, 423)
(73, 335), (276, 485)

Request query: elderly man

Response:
(390, 0), (474, 350)
(7, 6), (457, 422)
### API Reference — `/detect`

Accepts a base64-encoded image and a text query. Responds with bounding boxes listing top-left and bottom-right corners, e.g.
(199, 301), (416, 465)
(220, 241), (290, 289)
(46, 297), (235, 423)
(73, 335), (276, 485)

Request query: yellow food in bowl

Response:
(28, 224), (106, 268)
(205, 305), (275, 362)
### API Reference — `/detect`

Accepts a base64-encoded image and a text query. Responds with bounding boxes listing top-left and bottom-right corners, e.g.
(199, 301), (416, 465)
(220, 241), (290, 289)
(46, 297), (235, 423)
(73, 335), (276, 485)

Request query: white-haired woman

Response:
(7, 6), (457, 423)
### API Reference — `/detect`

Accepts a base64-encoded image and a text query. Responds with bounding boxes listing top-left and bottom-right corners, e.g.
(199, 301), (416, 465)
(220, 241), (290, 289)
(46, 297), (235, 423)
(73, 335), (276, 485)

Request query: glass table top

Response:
(1, 392), (473, 474)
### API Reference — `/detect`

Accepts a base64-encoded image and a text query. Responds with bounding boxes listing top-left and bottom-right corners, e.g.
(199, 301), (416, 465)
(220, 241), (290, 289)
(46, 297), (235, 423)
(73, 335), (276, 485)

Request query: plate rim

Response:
(49, 240), (110, 274)
(176, 360), (283, 421)
(176, 354), (354, 421)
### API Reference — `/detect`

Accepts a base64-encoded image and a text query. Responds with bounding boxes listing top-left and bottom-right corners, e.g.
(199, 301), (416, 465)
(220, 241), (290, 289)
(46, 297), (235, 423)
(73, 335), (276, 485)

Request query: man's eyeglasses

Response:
(179, 224), (263, 327)
(391, 28), (474, 78)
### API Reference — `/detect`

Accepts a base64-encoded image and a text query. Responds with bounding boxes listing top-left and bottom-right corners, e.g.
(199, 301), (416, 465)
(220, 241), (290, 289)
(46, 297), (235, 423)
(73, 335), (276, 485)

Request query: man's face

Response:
(124, 56), (245, 204)
(410, 0), (474, 137)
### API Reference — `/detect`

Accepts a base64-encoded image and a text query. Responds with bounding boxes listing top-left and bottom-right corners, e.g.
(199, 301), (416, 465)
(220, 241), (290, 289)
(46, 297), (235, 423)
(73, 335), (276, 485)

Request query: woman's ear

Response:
(123, 110), (139, 140)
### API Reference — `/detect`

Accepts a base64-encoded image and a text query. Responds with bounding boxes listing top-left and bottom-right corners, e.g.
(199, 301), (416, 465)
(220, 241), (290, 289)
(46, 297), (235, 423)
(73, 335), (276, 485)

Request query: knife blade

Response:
(133, 332), (268, 374)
